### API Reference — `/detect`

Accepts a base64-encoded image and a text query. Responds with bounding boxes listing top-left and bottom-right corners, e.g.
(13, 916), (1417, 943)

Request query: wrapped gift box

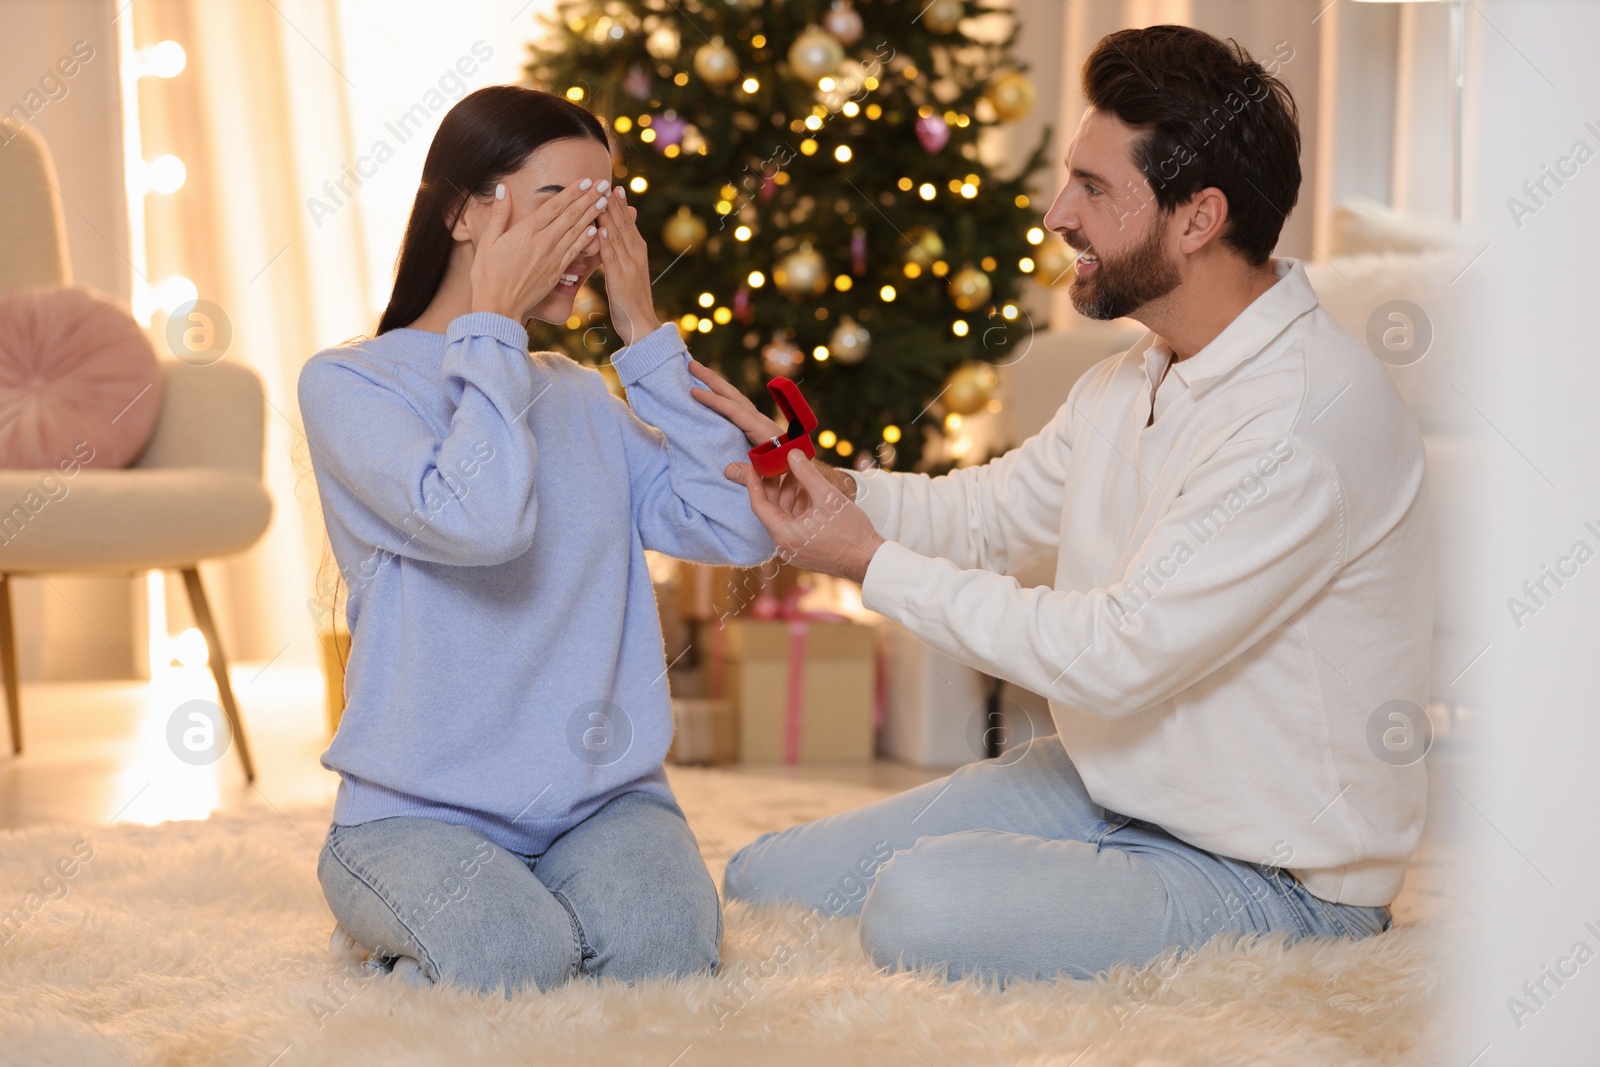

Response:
(667, 697), (737, 765)
(728, 617), (876, 764)
(875, 617), (1058, 768)
(875, 618), (991, 768)
(676, 560), (802, 622)
(669, 561), (806, 700)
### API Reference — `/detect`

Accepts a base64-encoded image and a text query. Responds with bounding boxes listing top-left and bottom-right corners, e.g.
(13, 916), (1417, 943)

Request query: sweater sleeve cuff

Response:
(859, 539), (930, 621)
(846, 467), (894, 534)
(610, 322), (687, 387)
(446, 312), (530, 351)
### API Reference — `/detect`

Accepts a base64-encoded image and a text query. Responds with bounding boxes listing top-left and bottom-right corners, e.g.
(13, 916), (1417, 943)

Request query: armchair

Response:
(0, 123), (271, 781)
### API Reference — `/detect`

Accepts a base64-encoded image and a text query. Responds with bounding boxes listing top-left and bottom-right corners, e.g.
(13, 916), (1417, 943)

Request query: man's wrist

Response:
(848, 534), (886, 586)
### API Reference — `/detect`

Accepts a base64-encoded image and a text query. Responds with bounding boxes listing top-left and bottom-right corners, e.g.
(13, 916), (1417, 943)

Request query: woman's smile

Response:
(555, 257), (597, 295)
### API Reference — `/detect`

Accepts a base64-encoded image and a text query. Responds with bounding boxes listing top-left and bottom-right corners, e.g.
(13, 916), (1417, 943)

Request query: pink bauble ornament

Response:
(823, 0), (864, 45)
(761, 334), (804, 378)
(915, 114), (950, 153)
(624, 64), (652, 98)
(652, 111), (686, 149)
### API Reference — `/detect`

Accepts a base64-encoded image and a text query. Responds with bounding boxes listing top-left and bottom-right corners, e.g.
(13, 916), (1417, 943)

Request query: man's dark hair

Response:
(1082, 25), (1301, 265)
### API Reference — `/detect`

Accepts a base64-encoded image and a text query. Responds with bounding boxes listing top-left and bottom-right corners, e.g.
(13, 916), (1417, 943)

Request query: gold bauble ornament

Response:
(1033, 241), (1076, 287)
(662, 207), (708, 254)
(829, 316), (871, 364)
(587, 15), (623, 45)
(943, 362), (999, 416)
(694, 38), (740, 87)
(948, 266), (993, 311)
(923, 0), (964, 34)
(985, 70), (1036, 123)
(761, 334), (805, 378)
(774, 244), (828, 298)
(645, 24), (680, 61)
(905, 226), (945, 265)
(788, 26), (844, 82)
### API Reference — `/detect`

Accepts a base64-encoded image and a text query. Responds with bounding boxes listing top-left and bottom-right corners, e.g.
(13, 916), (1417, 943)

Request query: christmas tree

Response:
(524, 0), (1064, 469)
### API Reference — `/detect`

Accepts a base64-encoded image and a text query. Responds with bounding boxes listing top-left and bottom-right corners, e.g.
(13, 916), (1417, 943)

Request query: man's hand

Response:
(765, 452), (857, 506)
(811, 458), (858, 502)
(725, 450), (883, 584)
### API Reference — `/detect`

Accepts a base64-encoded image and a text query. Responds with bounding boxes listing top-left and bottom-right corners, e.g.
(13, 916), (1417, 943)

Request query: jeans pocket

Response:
(1301, 888), (1391, 940)
(1094, 812), (1135, 846)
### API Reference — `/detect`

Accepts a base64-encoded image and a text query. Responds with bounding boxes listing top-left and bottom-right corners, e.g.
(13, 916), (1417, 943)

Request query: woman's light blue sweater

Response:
(298, 313), (773, 855)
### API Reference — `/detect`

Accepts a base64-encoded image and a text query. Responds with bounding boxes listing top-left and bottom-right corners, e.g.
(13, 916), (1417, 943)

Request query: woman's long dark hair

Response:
(376, 85), (609, 335)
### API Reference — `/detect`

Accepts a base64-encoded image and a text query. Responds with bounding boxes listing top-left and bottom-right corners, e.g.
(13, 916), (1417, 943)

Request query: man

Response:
(718, 24), (1431, 982)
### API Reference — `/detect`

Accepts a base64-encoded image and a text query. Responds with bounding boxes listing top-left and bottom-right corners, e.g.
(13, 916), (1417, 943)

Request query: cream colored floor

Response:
(0, 663), (1466, 933)
(0, 663), (945, 833)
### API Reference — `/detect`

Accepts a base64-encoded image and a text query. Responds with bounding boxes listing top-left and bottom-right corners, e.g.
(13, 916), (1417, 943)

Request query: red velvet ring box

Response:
(747, 377), (818, 477)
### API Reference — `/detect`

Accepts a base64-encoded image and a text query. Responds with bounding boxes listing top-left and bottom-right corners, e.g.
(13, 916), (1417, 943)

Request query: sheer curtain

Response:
(125, 0), (551, 667)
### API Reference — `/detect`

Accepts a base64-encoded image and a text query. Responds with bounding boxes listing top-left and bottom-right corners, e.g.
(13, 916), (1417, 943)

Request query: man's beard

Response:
(1067, 215), (1180, 321)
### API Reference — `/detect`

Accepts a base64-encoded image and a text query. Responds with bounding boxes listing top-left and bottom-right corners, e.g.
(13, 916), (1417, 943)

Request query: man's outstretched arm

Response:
(809, 399), (1075, 576)
(730, 433), (1346, 719)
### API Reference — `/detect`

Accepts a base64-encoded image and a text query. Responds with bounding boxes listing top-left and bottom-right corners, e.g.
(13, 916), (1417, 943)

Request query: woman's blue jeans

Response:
(317, 790), (721, 994)
(724, 735), (1393, 984)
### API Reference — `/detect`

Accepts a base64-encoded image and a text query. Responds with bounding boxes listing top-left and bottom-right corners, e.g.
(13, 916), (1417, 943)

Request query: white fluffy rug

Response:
(0, 768), (1447, 1066)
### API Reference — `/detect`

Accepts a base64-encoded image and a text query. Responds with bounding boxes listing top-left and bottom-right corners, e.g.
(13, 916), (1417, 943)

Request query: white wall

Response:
(1463, 2), (1600, 1061)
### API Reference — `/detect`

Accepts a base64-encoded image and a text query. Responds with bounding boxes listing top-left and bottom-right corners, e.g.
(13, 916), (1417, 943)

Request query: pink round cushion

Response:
(0, 287), (163, 470)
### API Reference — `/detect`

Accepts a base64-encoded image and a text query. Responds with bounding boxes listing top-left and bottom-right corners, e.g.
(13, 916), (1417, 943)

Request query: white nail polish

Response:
(596, 197), (608, 210)
(597, 179), (610, 193)
(601, 227), (608, 237)
(495, 183), (505, 200)
(579, 178), (592, 190)
(586, 225), (597, 236)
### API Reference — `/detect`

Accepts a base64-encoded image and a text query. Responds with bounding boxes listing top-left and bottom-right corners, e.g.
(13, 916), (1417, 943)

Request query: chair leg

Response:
(0, 574), (19, 754)
(179, 567), (256, 782)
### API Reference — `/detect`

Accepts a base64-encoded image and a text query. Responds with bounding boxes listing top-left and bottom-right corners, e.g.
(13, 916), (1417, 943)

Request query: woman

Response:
(299, 85), (782, 994)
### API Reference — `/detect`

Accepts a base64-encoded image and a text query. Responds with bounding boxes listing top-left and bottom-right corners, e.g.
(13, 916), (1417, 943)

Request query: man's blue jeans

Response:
(724, 735), (1392, 983)
(317, 790), (721, 994)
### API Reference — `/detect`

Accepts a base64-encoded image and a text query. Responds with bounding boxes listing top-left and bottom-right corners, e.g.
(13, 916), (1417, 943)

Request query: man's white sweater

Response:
(848, 259), (1431, 906)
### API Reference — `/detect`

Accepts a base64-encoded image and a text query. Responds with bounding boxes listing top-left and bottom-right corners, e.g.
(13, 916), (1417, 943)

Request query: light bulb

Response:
(172, 627), (209, 668)
(155, 276), (198, 314)
(145, 154), (186, 194)
(140, 41), (186, 79)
